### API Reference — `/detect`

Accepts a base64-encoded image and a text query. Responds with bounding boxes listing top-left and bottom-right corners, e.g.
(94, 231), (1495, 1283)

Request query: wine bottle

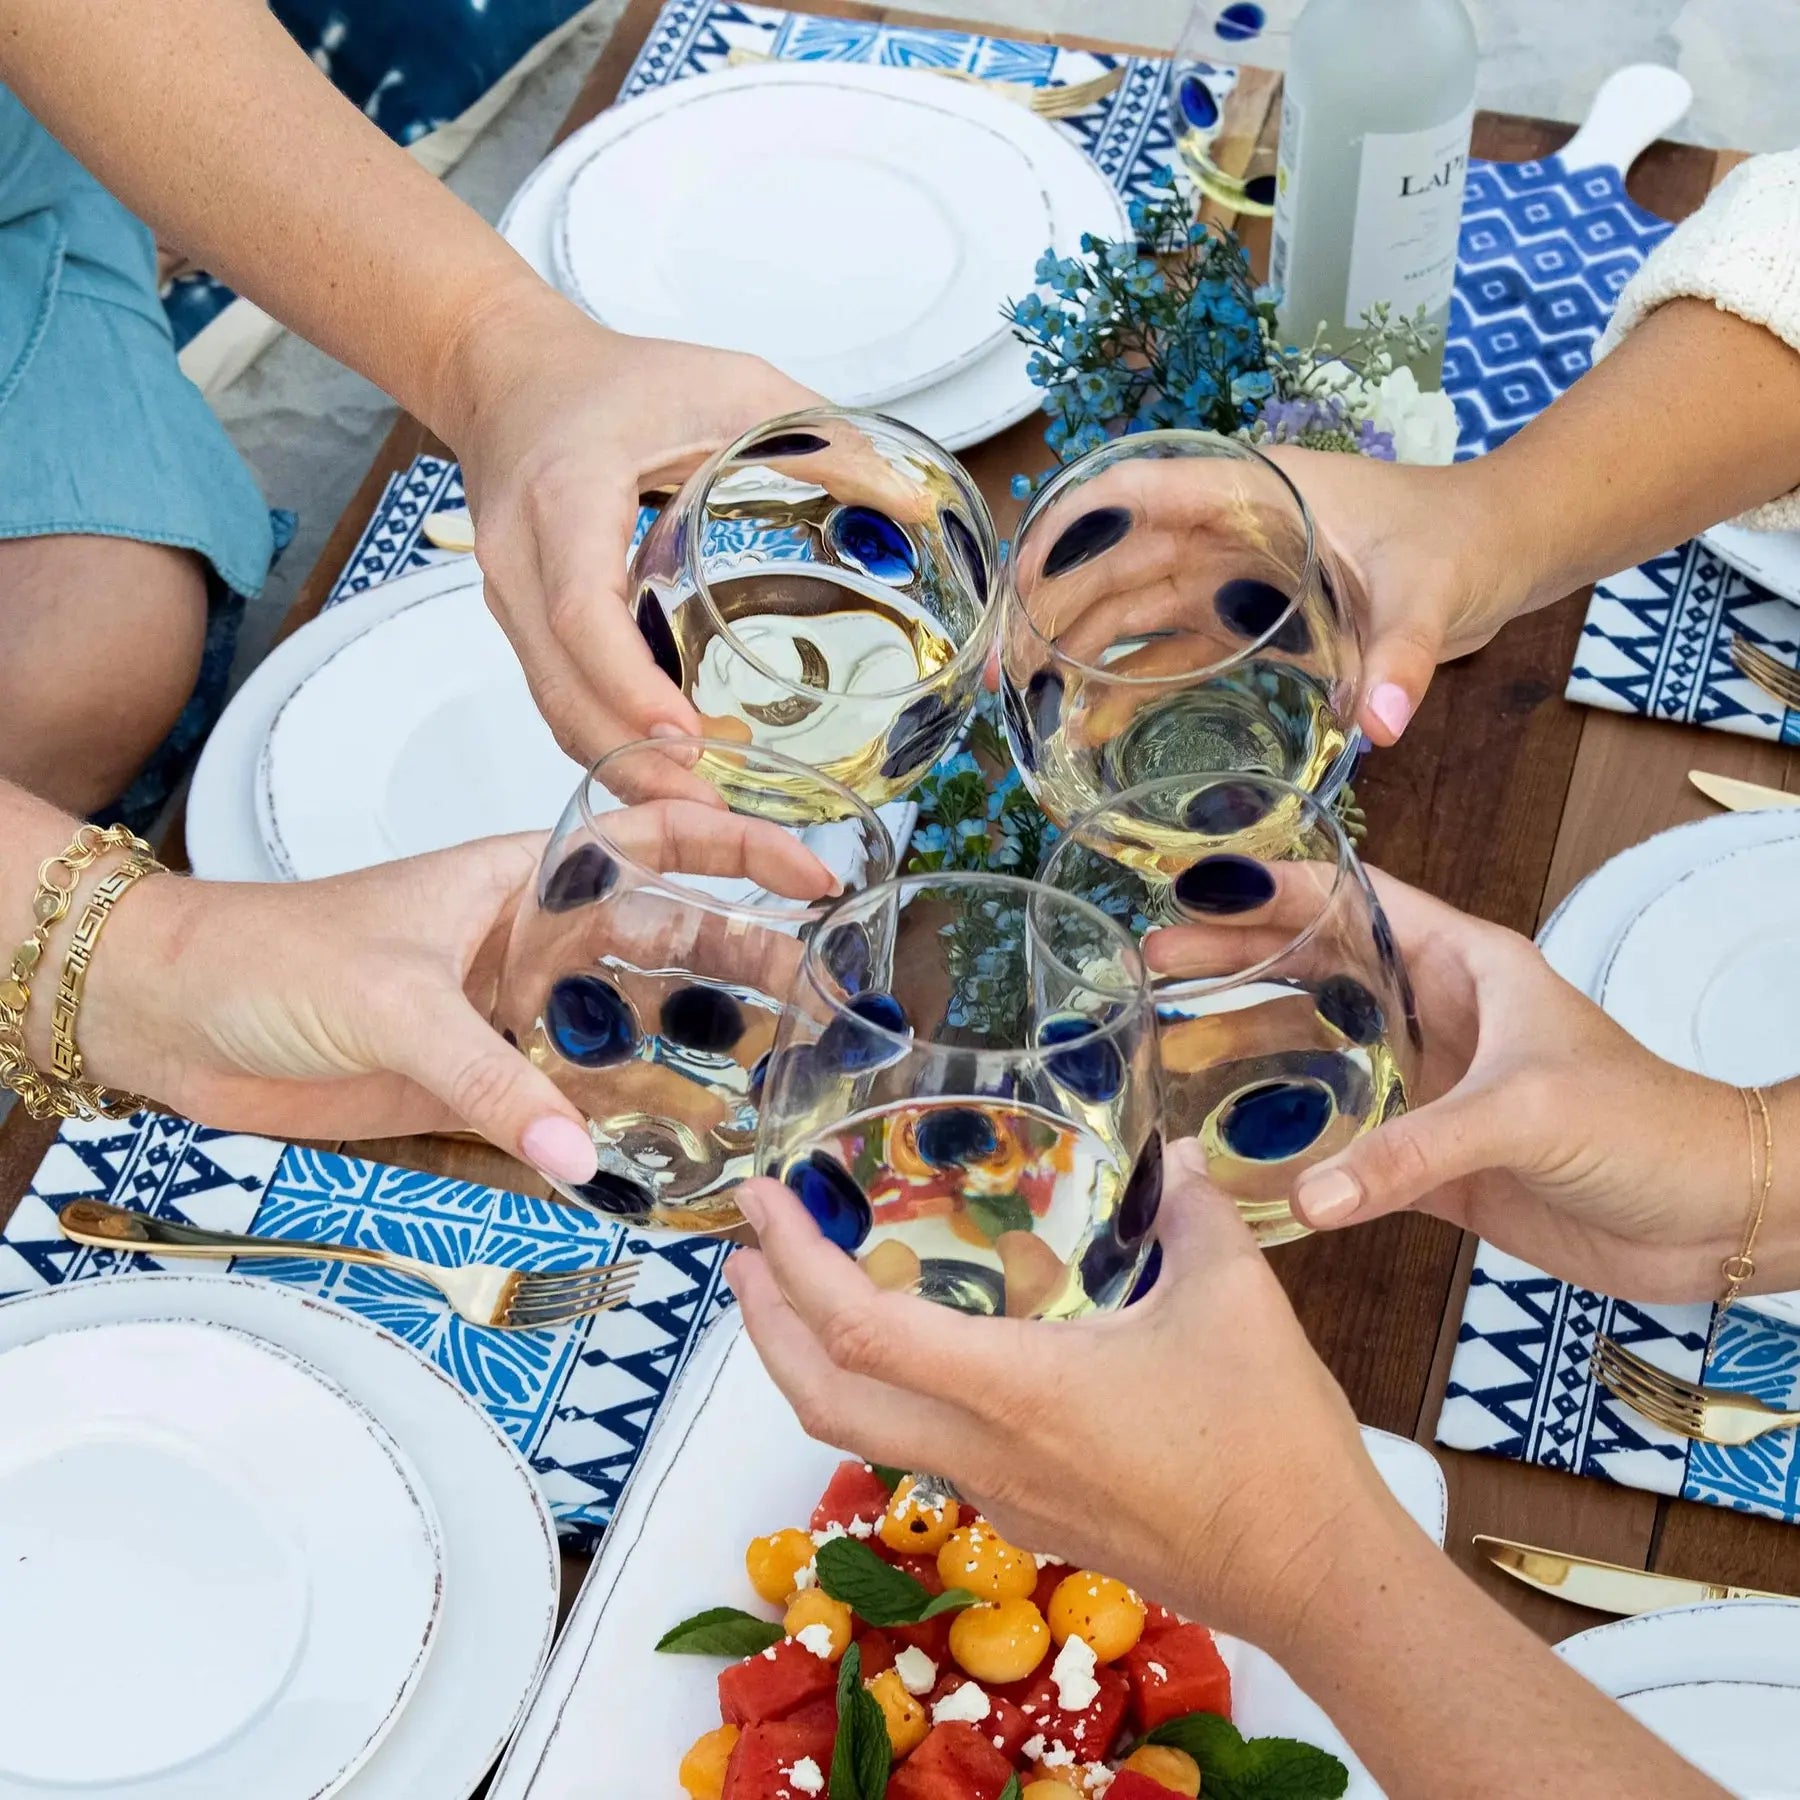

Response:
(1268, 0), (1476, 386)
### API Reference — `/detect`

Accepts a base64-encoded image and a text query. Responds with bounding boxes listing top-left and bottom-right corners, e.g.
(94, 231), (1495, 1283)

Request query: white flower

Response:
(1369, 366), (1459, 465)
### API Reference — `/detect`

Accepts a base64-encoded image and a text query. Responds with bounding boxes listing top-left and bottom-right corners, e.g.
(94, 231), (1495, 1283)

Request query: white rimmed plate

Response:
(488, 1315), (1447, 1800)
(189, 561), (484, 881)
(500, 66), (1127, 451)
(551, 67), (1052, 408)
(1558, 1600), (1800, 1797)
(1702, 522), (1800, 609)
(0, 1318), (442, 1800)
(256, 584), (584, 880)
(0, 1276), (560, 1800)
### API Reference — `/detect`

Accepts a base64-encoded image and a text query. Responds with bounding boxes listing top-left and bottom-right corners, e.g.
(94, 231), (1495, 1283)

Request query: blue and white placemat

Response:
(7, 1112), (732, 1551)
(1438, 1241), (1800, 1523)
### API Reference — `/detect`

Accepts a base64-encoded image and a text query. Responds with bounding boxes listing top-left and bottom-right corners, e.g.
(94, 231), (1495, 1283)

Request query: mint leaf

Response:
(1145, 1712), (1349, 1800)
(830, 1644), (892, 1800)
(654, 1606), (785, 1657)
(815, 1537), (979, 1627)
(966, 1191), (1033, 1242)
(870, 1464), (907, 1493)
(998, 1780), (1023, 1800)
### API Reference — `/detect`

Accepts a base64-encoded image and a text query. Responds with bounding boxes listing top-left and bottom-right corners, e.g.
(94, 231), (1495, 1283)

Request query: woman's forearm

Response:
(0, 0), (583, 440)
(1266, 1500), (1728, 1800)
(1458, 297), (1800, 618)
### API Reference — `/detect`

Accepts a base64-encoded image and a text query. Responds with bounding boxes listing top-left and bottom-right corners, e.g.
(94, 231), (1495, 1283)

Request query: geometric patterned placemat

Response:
(8, 1112), (731, 1552)
(1438, 1240), (1800, 1524)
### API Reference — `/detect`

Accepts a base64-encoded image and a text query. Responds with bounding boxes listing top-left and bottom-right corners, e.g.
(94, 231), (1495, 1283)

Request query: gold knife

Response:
(1476, 1535), (1796, 1615)
(1688, 769), (1800, 812)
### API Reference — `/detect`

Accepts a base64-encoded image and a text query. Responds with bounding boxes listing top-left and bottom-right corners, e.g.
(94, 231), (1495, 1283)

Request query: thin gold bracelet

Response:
(0, 826), (158, 1121)
(1709, 1085), (1774, 1352)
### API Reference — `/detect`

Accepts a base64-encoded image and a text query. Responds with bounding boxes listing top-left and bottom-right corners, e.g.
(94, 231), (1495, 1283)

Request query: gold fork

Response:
(1593, 1334), (1800, 1446)
(59, 1199), (639, 1332)
(1727, 633), (1800, 711)
(722, 49), (1126, 118)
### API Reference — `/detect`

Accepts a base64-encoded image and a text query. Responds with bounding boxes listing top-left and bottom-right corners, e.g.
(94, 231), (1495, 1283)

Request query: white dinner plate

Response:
(0, 1320), (441, 1800)
(0, 1277), (560, 1800)
(551, 67), (1052, 408)
(189, 560), (485, 881)
(1702, 521), (1800, 608)
(500, 65), (1127, 451)
(1558, 1600), (1800, 1797)
(489, 1315), (1448, 1800)
(257, 584), (585, 880)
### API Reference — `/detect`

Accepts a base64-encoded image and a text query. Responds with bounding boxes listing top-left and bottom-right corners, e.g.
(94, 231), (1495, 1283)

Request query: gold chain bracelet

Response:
(0, 825), (160, 1121)
(1708, 1085), (1775, 1353)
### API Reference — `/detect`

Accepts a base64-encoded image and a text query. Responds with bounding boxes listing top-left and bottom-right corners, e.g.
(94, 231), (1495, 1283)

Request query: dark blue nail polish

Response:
(1172, 853), (1276, 915)
(1044, 505), (1131, 578)
(540, 842), (620, 914)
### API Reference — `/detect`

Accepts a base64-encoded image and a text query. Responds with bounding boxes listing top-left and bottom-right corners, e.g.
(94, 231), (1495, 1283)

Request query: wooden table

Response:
(5, 0), (1796, 1665)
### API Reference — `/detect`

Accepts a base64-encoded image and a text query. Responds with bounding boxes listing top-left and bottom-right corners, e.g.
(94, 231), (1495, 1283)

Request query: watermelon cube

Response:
(720, 1715), (837, 1800)
(810, 1460), (891, 1534)
(928, 1676), (1032, 1762)
(889, 1609), (955, 1665)
(885, 1721), (1017, 1800)
(1107, 1773), (1186, 1800)
(1121, 1623), (1232, 1731)
(718, 1639), (837, 1726)
(1015, 1663), (1131, 1765)
(1029, 1561), (1070, 1615)
(854, 1625), (896, 1678)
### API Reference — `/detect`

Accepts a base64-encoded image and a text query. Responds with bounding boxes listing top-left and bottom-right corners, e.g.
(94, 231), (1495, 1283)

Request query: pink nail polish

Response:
(521, 1115), (599, 1185)
(1367, 683), (1414, 740)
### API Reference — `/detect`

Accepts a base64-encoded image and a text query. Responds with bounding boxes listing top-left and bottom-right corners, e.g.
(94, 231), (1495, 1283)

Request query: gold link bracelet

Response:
(0, 825), (160, 1121)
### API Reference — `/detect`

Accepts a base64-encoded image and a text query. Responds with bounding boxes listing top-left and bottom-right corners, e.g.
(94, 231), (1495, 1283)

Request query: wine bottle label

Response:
(1268, 88), (1302, 298)
(1341, 100), (1474, 326)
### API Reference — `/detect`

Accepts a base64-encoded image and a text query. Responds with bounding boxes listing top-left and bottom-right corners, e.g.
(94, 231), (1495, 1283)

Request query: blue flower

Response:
(1010, 474), (1034, 500)
(1230, 369), (1274, 404)
(1012, 293), (1047, 331)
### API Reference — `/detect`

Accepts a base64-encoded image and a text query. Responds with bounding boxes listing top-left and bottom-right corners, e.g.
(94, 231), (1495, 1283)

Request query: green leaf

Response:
(965, 1191), (1033, 1243)
(654, 1606), (785, 1657)
(998, 1779), (1023, 1800)
(1144, 1712), (1349, 1800)
(870, 1464), (907, 1494)
(829, 1644), (892, 1800)
(815, 1537), (980, 1627)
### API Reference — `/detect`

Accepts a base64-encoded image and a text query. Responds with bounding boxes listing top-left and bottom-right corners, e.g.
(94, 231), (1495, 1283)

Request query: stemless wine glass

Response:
(1040, 771), (1419, 1247)
(628, 407), (1000, 813)
(755, 872), (1164, 1321)
(999, 430), (1361, 833)
(1169, 1), (1300, 217)
(493, 736), (895, 1231)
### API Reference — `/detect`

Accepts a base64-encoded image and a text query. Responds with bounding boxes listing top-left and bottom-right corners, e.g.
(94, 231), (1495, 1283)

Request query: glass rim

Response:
(574, 734), (897, 922)
(795, 868), (1155, 1056)
(680, 405), (1002, 707)
(1041, 771), (1354, 991)
(1004, 429), (1320, 687)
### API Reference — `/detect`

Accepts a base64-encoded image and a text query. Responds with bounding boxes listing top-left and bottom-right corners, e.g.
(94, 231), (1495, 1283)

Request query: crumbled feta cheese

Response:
(1040, 1741), (1076, 1768)
(1032, 1552), (1060, 1568)
(811, 1523), (848, 1547)
(790, 1560), (817, 1591)
(1051, 1635), (1100, 1712)
(931, 1682), (990, 1725)
(787, 1757), (823, 1796)
(795, 1624), (835, 1660)
(1022, 1734), (1046, 1762)
(1146, 1660), (1167, 1682)
(1083, 1764), (1116, 1795)
(762, 1645), (779, 1661)
(893, 1647), (937, 1696)
(846, 1517), (874, 1538)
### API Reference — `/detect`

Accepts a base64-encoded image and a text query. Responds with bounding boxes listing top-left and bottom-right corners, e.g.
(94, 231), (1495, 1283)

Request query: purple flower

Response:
(1357, 419), (1398, 461)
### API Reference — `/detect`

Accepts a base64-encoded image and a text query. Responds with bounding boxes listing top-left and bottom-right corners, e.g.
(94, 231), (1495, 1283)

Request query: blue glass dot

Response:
(915, 1107), (1000, 1168)
(1124, 1238), (1162, 1306)
(747, 1049), (770, 1099)
(919, 1258), (1007, 1315)
(1315, 975), (1384, 1046)
(941, 508), (989, 605)
(784, 1151), (873, 1252)
(546, 974), (641, 1068)
(659, 984), (746, 1054)
(1214, 577), (1310, 654)
(745, 430), (829, 458)
(1372, 907), (1399, 974)
(1176, 71), (1219, 130)
(1242, 173), (1278, 209)
(634, 587), (682, 684)
(540, 842), (620, 914)
(1117, 1132), (1163, 1242)
(1001, 679), (1038, 775)
(820, 924), (872, 996)
(818, 990), (912, 1072)
(1043, 506), (1132, 578)
(1035, 1014), (1125, 1103)
(1217, 1078), (1334, 1161)
(571, 1168), (656, 1218)
(830, 506), (917, 584)
(1026, 668), (1064, 742)
(881, 690), (955, 781)
(1215, 2), (1266, 42)
(1182, 779), (1272, 836)
(1173, 853), (1276, 916)
(1079, 1229), (1132, 1302)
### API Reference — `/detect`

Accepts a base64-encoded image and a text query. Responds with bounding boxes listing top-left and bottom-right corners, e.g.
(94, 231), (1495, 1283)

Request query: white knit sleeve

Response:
(1592, 148), (1800, 531)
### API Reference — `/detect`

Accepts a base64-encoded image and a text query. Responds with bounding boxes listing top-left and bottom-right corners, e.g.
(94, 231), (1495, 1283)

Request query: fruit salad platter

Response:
(485, 1320), (1448, 1800)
